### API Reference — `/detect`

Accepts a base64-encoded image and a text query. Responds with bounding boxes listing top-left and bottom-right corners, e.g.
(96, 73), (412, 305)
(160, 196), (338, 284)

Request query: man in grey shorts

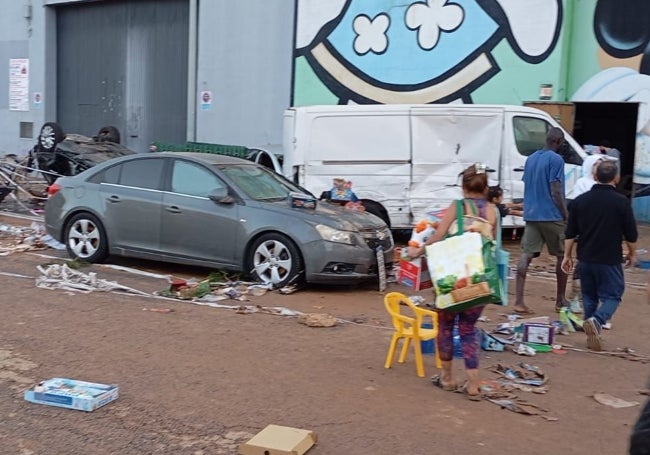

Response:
(515, 127), (569, 314)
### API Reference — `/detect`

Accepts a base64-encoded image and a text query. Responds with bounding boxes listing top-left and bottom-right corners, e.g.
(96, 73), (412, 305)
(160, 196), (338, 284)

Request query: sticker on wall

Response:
(200, 90), (212, 111)
(33, 92), (42, 109)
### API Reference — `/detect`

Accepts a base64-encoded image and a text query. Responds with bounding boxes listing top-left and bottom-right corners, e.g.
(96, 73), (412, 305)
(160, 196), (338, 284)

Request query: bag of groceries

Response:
(425, 200), (504, 312)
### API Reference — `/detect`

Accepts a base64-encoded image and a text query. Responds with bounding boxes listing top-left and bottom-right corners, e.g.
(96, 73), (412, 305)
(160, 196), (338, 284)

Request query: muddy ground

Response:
(0, 213), (649, 454)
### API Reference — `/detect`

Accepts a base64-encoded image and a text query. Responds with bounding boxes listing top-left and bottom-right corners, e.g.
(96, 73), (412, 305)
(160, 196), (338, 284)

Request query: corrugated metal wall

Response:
(56, 0), (188, 152)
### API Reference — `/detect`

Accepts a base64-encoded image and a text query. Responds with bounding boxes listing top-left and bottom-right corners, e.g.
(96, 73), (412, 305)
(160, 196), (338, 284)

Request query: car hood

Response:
(263, 199), (387, 230)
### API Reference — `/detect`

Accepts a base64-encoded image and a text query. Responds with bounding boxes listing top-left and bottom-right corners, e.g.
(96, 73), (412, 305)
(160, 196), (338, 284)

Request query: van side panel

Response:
(301, 112), (413, 227)
(410, 110), (503, 220)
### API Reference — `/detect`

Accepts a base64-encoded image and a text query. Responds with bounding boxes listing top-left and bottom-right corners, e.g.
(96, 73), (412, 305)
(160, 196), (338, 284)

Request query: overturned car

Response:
(30, 122), (136, 184)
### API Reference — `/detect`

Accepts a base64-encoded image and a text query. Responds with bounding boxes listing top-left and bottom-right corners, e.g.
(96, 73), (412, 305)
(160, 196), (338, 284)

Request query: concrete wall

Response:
(0, 0), (295, 157)
(195, 0), (294, 150)
(0, 1), (53, 156)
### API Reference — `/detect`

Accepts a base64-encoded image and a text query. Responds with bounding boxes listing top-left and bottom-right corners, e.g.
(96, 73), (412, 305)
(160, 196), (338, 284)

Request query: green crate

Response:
(152, 141), (248, 158)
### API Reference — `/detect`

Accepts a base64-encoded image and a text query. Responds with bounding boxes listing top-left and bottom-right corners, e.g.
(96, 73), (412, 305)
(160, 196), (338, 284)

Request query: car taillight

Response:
(47, 182), (61, 197)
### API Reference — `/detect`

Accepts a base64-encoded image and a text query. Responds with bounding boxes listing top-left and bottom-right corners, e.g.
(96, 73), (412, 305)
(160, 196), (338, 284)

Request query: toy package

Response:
(329, 178), (365, 211)
(407, 208), (446, 249)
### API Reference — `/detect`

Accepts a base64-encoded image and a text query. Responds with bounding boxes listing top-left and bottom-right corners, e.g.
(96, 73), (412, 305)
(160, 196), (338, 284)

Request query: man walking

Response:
(561, 160), (637, 351)
(515, 127), (569, 314)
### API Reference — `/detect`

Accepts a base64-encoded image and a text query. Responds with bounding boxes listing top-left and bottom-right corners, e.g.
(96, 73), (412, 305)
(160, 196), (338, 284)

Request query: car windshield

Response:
(218, 164), (307, 201)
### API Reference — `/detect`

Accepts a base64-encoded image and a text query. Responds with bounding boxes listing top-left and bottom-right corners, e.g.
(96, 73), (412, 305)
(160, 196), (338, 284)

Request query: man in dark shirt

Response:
(561, 160), (637, 351)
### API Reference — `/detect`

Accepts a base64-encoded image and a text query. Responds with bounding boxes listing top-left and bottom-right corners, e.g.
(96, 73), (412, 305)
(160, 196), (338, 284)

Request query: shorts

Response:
(521, 221), (566, 256)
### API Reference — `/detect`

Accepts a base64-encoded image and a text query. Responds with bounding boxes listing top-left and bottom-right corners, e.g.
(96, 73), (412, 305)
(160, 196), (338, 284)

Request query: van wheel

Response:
(363, 201), (390, 227)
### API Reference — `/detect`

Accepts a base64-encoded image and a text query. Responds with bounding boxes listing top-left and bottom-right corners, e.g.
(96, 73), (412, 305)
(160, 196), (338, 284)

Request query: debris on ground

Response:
(24, 378), (119, 412)
(297, 313), (338, 327)
(562, 346), (650, 363)
(593, 393), (640, 408)
(0, 222), (65, 255)
(488, 363), (548, 392)
(36, 263), (150, 295)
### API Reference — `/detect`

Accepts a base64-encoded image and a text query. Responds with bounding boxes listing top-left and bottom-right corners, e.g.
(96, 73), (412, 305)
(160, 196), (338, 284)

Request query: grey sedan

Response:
(45, 152), (393, 287)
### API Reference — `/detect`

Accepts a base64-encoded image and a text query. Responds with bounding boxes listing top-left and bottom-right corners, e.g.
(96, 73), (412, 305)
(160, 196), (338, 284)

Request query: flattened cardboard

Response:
(239, 425), (317, 455)
(480, 329), (505, 351)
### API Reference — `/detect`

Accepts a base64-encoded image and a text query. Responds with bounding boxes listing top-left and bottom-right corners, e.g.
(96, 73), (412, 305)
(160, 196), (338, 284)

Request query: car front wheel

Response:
(248, 233), (303, 288)
(64, 212), (108, 263)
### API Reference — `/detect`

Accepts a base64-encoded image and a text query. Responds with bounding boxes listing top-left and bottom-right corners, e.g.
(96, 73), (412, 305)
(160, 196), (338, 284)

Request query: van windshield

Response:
(513, 116), (583, 166)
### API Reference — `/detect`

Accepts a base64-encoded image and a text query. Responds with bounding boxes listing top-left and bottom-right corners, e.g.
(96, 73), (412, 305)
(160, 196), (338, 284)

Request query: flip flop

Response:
(431, 374), (457, 392)
(513, 306), (535, 315)
(459, 382), (482, 401)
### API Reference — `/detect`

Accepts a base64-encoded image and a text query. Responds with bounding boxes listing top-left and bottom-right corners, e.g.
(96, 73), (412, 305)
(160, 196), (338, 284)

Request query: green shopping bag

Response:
(495, 214), (509, 306)
(425, 200), (505, 312)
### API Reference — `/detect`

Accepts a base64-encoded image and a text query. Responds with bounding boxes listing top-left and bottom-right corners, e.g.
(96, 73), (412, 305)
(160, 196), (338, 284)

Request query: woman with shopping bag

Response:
(407, 163), (498, 400)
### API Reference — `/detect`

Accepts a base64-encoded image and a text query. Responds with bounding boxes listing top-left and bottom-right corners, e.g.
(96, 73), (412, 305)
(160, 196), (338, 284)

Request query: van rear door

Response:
(410, 106), (503, 222)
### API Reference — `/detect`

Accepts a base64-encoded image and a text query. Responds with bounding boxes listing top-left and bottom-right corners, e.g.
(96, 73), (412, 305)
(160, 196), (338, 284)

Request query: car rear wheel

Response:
(248, 233), (303, 288)
(96, 126), (121, 144)
(38, 122), (65, 152)
(65, 212), (108, 263)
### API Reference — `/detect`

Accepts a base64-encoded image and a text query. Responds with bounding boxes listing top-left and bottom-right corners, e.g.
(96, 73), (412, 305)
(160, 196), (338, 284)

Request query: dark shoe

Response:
(583, 317), (602, 351)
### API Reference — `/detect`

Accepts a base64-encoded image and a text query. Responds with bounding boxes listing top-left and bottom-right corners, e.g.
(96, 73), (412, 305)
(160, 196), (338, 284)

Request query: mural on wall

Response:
(571, 0), (650, 190)
(294, 0), (563, 104)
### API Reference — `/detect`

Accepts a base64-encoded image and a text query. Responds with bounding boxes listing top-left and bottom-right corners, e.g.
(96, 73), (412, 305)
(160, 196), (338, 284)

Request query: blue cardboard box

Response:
(24, 378), (119, 412)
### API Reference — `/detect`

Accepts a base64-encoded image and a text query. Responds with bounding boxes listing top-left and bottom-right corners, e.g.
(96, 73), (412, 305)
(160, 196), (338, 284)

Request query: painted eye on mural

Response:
(405, 0), (464, 50)
(353, 14), (390, 55)
(594, 0), (650, 57)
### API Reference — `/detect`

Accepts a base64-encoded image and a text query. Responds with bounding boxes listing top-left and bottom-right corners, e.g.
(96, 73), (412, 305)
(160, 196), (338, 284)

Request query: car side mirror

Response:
(208, 188), (235, 204)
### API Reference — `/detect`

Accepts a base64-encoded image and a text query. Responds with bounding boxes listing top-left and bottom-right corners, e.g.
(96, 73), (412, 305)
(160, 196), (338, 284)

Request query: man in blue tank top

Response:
(514, 127), (569, 314)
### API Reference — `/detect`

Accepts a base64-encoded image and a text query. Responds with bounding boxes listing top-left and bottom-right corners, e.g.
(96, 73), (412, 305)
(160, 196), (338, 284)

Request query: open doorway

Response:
(572, 102), (638, 197)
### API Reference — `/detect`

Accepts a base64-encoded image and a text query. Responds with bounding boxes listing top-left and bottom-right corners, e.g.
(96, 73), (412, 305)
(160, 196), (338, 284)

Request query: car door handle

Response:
(514, 167), (524, 172)
(107, 195), (121, 203)
(165, 206), (181, 214)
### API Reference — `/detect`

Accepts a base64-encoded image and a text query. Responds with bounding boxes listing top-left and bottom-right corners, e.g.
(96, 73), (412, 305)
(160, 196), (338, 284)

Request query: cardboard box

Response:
(522, 323), (554, 345)
(239, 425), (317, 455)
(24, 378), (119, 412)
(397, 257), (433, 291)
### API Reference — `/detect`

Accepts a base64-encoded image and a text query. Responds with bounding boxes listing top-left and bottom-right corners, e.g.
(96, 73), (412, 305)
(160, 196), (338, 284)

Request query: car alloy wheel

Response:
(38, 122), (64, 153)
(65, 213), (108, 263)
(250, 233), (302, 288)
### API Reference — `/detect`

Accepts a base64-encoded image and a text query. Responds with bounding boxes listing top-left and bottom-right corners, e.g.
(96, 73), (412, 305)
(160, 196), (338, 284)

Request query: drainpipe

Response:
(186, 0), (198, 142)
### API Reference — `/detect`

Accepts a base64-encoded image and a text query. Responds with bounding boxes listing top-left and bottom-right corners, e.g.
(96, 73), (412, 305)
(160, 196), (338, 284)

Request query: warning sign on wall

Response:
(9, 58), (29, 111)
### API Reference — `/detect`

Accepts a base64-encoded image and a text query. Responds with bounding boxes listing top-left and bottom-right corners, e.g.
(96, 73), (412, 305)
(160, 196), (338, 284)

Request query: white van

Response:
(280, 104), (587, 229)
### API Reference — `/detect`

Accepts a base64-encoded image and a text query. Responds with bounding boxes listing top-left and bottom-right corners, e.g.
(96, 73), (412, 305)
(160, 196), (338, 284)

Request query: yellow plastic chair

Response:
(384, 292), (441, 378)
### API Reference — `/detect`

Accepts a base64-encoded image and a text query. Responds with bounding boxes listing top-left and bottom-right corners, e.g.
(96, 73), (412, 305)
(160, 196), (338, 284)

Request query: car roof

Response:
(152, 152), (253, 165)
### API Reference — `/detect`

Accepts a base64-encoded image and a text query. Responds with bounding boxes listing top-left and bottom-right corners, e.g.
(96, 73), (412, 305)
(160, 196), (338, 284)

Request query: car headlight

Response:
(315, 224), (356, 245)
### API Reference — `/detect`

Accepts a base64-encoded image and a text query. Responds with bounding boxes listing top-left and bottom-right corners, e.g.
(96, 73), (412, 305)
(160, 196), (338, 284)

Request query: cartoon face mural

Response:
(572, 0), (650, 187)
(295, 0), (563, 104)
